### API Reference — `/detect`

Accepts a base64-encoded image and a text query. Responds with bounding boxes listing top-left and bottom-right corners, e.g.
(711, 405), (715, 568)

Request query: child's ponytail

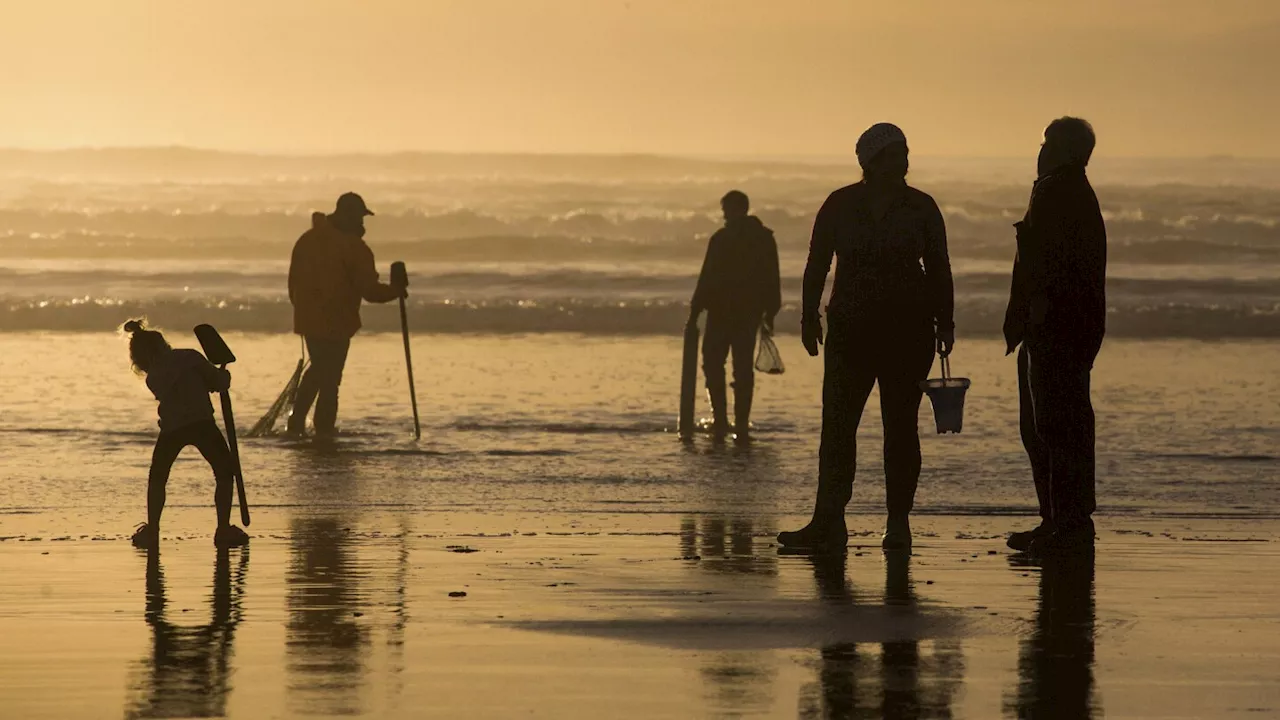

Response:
(121, 318), (170, 374)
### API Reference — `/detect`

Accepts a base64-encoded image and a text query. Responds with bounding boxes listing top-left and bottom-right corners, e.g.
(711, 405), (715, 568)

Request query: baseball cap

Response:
(335, 192), (375, 217)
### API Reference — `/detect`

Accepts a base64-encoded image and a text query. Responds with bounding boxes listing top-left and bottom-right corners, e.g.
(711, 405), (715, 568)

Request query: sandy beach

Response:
(2, 509), (1277, 719)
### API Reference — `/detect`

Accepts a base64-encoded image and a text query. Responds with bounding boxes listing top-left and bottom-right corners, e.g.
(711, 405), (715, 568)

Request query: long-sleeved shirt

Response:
(803, 182), (954, 332)
(1003, 165), (1107, 365)
(289, 212), (401, 340)
(690, 215), (782, 321)
(145, 348), (231, 431)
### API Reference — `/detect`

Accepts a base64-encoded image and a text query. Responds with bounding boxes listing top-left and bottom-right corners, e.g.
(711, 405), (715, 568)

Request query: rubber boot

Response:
(733, 382), (754, 444)
(881, 513), (912, 551)
(778, 481), (848, 553)
(707, 382), (730, 441)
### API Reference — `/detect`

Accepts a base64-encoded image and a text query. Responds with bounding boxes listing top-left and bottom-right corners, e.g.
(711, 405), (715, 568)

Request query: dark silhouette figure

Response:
(1004, 118), (1107, 555)
(779, 124), (955, 553)
(797, 553), (963, 718)
(688, 190), (782, 442)
(286, 515), (372, 716)
(1005, 552), (1098, 718)
(124, 547), (249, 719)
(287, 192), (407, 437)
(123, 320), (248, 550)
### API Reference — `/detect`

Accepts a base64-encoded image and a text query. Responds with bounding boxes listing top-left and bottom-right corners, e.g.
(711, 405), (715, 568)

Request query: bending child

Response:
(123, 320), (249, 549)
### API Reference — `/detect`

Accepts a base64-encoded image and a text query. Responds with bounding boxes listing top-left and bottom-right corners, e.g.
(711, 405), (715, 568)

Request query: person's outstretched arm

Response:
(350, 240), (404, 304)
(287, 238), (301, 305)
(764, 232), (782, 329)
(689, 233), (720, 324)
(801, 194), (837, 355)
(192, 352), (231, 392)
(921, 196), (955, 355)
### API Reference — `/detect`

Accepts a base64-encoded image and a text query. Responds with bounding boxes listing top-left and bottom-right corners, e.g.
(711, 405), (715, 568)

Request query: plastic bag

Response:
(755, 327), (785, 375)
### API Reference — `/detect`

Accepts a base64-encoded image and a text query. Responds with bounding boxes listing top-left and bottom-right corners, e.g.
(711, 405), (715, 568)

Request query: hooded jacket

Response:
(1003, 165), (1107, 365)
(690, 215), (782, 321)
(288, 212), (401, 339)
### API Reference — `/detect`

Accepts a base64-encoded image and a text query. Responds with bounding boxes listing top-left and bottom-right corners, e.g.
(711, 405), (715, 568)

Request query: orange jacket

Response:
(288, 212), (400, 339)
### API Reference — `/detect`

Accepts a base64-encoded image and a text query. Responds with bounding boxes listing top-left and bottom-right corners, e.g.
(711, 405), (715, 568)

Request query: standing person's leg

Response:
(312, 338), (351, 436)
(135, 429), (189, 549)
(1026, 349), (1097, 552)
(191, 418), (249, 547)
(288, 335), (325, 434)
(729, 317), (759, 439)
(778, 319), (876, 549)
(190, 419), (237, 530)
(1008, 345), (1055, 550)
(1048, 363), (1096, 531)
(701, 315), (732, 435)
(876, 328), (935, 549)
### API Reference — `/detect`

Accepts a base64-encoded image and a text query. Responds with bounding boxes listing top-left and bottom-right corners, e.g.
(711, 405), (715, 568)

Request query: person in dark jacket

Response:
(778, 123), (955, 552)
(688, 190), (782, 442)
(1004, 117), (1107, 555)
(286, 192), (406, 437)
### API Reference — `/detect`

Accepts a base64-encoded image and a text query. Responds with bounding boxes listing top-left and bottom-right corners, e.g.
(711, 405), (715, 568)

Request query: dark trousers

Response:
(815, 319), (935, 519)
(702, 314), (758, 424)
(289, 337), (351, 434)
(148, 418), (235, 528)
(1018, 344), (1097, 530)
(702, 314), (757, 394)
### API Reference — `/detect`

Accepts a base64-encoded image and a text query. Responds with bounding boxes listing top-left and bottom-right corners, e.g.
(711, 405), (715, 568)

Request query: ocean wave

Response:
(3, 295), (1278, 338)
(5, 228), (1280, 270)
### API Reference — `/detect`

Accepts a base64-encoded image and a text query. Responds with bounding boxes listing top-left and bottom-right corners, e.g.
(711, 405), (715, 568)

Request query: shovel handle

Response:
(218, 364), (250, 527)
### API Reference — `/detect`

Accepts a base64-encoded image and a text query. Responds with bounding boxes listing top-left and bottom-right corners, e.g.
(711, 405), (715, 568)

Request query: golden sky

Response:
(2, 0), (1277, 156)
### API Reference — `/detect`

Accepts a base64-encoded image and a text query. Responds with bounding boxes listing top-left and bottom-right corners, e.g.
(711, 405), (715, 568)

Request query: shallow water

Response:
(1, 332), (1277, 540)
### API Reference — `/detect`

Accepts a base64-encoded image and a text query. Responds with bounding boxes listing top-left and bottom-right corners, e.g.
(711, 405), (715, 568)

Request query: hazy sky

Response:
(3, 1), (1277, 157)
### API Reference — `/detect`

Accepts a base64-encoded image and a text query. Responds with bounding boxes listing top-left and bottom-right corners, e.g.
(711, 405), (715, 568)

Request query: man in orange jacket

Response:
(286, 192), (406, 437)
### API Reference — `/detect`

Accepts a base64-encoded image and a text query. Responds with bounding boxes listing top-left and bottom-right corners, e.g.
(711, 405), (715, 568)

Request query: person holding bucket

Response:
(1003, 118), (1107, 555)
(778, 123), (955, 553)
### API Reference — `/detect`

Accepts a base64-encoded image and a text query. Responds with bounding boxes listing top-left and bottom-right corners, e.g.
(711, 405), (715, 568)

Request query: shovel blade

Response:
(194, 324), (236, 365)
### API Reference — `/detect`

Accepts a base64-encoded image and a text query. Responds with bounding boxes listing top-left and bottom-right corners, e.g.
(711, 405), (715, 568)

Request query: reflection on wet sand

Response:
(799, 553), (964, 719)
(285, 448), (372, 716)
(124, 547), (248, 719)
(682, 515), (779, 714)
(1006, 552), (1098, 719)
(680, 514), (778, 578)
(286, 515), (371, 716)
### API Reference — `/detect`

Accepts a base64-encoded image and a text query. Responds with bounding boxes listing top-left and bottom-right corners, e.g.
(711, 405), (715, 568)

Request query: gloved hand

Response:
(801, 315), (823, 357)
(936, 326), (955, 358)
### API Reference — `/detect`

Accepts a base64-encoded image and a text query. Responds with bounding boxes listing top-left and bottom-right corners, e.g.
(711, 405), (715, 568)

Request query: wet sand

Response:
(2, 510), (1277, 719)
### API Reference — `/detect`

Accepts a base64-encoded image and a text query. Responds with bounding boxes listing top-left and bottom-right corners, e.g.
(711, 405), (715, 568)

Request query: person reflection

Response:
(1006, 551), (1098, 718)
(680, 515), (778, 714)
(798, 554), (962, 719)
(680, 515), (776, 577)
(125, 547), (248, 719)
(286, 515), (372, 716)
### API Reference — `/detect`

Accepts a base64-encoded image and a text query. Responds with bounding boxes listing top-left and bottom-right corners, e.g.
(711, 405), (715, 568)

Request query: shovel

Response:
(194, 324), (250, 526)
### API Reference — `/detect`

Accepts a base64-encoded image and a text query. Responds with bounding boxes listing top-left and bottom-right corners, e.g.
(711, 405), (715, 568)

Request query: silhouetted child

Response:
(123, 320), (249, 549)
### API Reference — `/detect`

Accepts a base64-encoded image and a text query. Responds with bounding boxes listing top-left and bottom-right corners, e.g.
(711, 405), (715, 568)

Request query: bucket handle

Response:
(940, 355), (951, 380)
